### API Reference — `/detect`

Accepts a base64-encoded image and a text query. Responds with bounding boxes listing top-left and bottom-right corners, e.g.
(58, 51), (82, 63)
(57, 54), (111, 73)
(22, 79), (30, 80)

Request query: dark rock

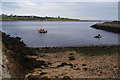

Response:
(69, 53), (73, 55)
(68, 64), (74, 67)
(82, 64), (86, 66)
(40, 72), (48, 75)
(29, 53), (37, 56)
(83, 68), (88, 71)
(68, 56), (75, 61)
(75, 68), (81, 70)
(57, 63), (67, 67)
(63, 76), (71, 80)
(113, 66), (117, 68)
(57, 63), (74, 68)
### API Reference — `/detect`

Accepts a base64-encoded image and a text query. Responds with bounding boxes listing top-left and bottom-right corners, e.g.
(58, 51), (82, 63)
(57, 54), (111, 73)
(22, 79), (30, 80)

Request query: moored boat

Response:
(38, 30), (47, 33)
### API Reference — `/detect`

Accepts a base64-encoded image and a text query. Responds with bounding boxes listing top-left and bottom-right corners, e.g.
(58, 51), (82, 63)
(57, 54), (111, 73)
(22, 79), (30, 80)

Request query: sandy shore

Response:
(26, 50), (119, 79)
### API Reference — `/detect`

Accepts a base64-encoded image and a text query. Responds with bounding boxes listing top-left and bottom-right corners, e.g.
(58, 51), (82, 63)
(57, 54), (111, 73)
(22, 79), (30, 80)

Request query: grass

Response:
(32, 46), (119, 56)
(104, 21), (120, 24)
(1, 16), (80, 21)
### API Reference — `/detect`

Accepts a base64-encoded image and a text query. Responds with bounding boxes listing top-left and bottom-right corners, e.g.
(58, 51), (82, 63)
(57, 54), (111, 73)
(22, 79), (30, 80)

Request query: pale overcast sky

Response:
(1, 0), (119, 2)
(1, 1), (119, 20)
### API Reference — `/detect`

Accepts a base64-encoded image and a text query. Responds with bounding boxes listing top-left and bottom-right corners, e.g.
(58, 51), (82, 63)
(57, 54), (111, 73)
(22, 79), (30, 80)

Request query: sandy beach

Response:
(26, 50), (119, 79)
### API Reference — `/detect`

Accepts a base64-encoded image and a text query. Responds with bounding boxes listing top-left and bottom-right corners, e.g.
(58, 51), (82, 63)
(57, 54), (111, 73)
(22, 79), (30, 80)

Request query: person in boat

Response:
(40, 28), (42, 31)
(98, 34), (100, 37)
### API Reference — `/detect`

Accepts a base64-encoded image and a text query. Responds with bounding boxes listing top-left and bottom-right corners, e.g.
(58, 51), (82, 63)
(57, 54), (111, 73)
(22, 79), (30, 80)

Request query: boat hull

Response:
(38, 30), (47, 33)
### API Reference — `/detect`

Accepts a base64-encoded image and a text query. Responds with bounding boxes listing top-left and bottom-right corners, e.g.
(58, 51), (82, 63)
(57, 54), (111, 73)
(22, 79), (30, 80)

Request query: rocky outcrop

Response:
(1, 32), (35, 79)
(1, 32), (50, 79)
(91, 23), (120, 33)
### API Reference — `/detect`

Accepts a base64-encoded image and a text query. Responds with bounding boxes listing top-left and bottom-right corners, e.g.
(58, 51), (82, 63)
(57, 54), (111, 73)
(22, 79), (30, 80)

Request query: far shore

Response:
(0, 20), (107, 22)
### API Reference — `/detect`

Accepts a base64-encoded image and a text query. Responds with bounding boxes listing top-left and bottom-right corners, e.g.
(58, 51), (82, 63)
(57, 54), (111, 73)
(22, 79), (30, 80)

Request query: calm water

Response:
(2, 21), (119, 47)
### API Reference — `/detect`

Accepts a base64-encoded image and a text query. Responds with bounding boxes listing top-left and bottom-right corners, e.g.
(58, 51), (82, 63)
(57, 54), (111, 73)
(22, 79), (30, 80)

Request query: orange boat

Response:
(38, 29), (47, 33)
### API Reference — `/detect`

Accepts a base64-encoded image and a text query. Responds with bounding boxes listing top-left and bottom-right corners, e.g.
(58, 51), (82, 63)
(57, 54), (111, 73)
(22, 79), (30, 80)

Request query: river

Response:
(2, 21), (119, 47)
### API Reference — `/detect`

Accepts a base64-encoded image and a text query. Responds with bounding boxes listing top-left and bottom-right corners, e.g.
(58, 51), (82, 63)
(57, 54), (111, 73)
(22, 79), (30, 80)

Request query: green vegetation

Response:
(40, 77), (50, 80)
(40, 72), (48, 75)
(1, 15), (80, 21)
(32, 46), (119, 56)
(104, 21), (120, 24)
(25, 70), (34, 73)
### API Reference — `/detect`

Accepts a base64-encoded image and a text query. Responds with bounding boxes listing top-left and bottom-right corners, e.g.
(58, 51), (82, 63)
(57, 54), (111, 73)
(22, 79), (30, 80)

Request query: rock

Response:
(40, 72), (48, 75)
(75, 68), (81, 70)
(82, 64), (86, 66)
(63, 76), (71, 80)
(57, 63), (74, 68)
(57, 63), (67, 67)
(68, 56), (75, 61)
(69, 53), (73, 55)
(29, 53), (37, 56)
(83, 68), (88, 71)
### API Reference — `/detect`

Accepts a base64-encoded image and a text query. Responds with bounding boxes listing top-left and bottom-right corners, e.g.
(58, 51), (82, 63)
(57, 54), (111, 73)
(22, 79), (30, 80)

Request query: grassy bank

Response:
(104, 21), (120, 24)
(31, 46), (119, 56)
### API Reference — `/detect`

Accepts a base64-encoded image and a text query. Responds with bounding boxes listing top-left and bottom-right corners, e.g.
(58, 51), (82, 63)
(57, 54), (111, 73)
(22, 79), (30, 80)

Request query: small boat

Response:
(94, 35), (101, 38)
(94, 34), (102, 38)
(38, 30), (47, 33)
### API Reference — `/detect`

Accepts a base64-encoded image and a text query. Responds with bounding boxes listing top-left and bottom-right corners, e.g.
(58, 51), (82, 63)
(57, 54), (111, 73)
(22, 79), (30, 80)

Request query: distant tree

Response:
(58, 16), (60, 18)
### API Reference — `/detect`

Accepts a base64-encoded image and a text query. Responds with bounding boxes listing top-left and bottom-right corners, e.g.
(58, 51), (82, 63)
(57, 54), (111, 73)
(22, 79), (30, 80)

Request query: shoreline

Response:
(2, 31), (119, 79)
(0, 20), (105, 22)
(28, 44), (119, 48)
(30, 45), (119, 56)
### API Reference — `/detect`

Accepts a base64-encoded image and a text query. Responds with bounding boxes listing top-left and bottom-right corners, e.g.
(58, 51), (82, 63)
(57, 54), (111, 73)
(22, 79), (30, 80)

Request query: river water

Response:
(2, 21), (119, 47)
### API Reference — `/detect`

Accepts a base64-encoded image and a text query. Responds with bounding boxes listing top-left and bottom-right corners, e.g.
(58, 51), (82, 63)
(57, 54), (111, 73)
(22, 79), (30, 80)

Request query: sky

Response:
(1, 0), (120, 2)
(1, 0), (119, 20)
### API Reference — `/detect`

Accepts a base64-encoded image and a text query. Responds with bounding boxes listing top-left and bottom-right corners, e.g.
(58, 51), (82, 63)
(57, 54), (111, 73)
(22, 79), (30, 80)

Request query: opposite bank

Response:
(91, 21), (120, 33)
